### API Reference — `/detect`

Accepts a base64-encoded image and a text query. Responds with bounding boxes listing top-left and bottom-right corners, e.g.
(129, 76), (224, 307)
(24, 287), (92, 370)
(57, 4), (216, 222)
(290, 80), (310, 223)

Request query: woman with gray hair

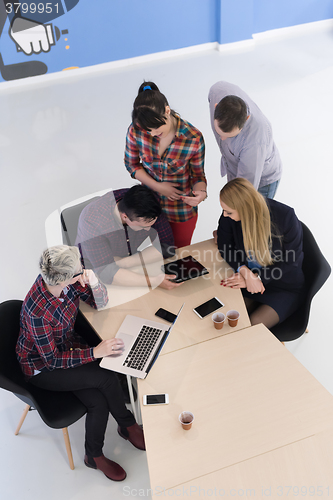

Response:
(16, 245), (145, 482)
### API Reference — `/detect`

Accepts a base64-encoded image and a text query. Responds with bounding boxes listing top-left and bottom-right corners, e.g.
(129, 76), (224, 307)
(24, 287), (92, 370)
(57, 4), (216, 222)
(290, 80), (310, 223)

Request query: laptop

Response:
(163, 255), (209, 283)
(99, 304), (184, 379)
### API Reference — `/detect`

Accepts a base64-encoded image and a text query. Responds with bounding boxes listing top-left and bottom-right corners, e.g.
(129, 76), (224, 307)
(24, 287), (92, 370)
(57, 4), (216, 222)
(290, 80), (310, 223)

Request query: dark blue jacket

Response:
(217, 198), (304, 290)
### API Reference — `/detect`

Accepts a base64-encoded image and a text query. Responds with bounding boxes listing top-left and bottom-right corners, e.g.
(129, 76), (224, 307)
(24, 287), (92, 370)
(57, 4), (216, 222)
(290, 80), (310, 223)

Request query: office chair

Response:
(61, 197), (100, 246)
(44, 189), (111, 248)
(0, 300), (87, 470)
(271, 222), (331, 342)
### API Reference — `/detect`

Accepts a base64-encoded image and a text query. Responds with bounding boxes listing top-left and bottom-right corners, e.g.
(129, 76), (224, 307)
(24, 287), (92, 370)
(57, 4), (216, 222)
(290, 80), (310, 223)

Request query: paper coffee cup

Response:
(226, 310), (240, 327)
(179, 411), (194, 430)
(212, 312), (225, 330)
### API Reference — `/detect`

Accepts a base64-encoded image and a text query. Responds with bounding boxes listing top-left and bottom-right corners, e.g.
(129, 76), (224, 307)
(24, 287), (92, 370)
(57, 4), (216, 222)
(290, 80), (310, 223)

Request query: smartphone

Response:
(193, 297), (224, 319)
(143, 394), (169, 405)
(155, 308), (177, 323)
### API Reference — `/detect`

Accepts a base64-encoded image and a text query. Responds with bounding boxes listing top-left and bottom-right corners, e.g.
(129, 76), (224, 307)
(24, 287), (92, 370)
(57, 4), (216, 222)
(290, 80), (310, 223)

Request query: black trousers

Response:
(30, 312), (135, 457)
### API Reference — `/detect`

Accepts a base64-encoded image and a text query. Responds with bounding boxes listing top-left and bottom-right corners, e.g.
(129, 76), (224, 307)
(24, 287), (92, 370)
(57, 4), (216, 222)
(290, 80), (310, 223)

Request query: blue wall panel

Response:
(0, 0), (332, 83)
(253, 0), (333, 33)
(0, 0), (217, 82)
(104, 0), (217, 59)
(219, 0), (254, 44)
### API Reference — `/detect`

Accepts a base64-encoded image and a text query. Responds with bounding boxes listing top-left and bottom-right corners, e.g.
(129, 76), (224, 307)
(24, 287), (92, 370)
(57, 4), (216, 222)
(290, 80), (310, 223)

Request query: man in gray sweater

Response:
(209, 81), (282, 198)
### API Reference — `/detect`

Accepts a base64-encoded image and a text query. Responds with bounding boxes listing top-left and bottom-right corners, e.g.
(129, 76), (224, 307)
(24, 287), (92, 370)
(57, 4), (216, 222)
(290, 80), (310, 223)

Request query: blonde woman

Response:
(16, 245), (145, 482)
(217, 178), (304, 329)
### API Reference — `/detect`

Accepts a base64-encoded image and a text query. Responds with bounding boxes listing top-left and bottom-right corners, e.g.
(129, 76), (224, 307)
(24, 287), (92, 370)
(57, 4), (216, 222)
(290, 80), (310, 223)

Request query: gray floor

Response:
(1, 25), (333, 499)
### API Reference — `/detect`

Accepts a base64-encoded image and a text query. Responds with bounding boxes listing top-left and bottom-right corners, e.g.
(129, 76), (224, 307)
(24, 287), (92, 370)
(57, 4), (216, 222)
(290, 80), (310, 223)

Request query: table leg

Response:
(126, 374), (140, 423)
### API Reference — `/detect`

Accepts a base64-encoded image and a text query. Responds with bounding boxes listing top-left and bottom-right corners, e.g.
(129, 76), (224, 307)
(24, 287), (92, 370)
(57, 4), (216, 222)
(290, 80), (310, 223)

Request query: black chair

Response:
(0, 300), (87, 470)
(271, 222), (331, 342)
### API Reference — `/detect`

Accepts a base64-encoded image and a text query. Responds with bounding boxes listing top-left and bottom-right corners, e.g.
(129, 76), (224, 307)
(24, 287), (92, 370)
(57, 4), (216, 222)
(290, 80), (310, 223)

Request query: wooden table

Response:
(138, 324), (333, 495)
(80, 238), (251, 354)
(80, 238), (250, 422)
(80, 238), (333, 493)
(167, 429), (333, 499)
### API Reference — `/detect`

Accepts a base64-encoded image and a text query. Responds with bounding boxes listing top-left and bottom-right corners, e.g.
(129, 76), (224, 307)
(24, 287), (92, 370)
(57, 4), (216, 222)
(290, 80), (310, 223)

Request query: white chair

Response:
(45, 189), (111, 248)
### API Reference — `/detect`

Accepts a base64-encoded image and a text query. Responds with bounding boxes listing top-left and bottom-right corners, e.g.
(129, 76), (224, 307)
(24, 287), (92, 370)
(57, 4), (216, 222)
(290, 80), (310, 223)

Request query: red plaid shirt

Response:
(124, 116), (206, 223)
(16, 275), (108, 379)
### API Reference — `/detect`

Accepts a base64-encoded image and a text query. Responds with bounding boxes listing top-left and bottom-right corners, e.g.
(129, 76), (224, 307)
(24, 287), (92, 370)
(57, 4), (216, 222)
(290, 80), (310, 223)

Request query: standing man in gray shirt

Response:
(208, 81), (282, 198)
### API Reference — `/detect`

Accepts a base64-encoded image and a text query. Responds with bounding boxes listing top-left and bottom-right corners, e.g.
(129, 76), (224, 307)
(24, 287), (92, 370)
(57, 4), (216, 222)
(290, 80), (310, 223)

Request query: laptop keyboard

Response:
(123, 325), (162, 371)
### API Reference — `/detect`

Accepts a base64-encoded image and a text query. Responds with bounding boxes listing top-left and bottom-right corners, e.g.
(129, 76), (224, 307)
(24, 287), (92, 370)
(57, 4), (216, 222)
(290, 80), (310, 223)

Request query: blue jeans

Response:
(258, 180), (280, 199)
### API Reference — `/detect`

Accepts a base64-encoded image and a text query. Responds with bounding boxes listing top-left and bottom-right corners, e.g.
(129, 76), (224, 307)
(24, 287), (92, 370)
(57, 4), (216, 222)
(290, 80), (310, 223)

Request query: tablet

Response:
(163, 256), (209, 283)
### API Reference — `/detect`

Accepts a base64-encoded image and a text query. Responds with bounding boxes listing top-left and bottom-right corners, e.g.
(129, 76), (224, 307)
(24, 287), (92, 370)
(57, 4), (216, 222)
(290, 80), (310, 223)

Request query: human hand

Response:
(79, 270), (99, 288)
(152, 273), (183, 290)
(93, 339), (125, 358)
(246, 273), (265, 294)
(9, 18), (52, 55)
(213, 230), (218, 245)
(239, 267), (265, 294)
(221, 273), (246, 289)
(157, 182), (183, 201)
(181, 190), (206, 207)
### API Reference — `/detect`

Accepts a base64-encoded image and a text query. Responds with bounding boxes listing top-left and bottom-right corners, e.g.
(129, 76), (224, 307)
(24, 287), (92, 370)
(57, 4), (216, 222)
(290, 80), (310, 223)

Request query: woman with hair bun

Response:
(217, 178), (305, 330)
(125, 81), (207, 248)
(16, 245), (145, 482)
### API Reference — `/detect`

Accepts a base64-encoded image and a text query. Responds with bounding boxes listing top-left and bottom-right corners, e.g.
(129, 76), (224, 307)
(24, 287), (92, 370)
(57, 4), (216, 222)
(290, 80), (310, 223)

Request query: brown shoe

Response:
(84, 454), (126, 481)
(117, 423), (145, 450)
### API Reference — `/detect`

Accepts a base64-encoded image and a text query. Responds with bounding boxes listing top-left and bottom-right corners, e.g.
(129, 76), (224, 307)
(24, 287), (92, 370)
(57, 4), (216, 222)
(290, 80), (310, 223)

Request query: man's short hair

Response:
(214, 95), (248, 133)
(118, 185), (162, 222)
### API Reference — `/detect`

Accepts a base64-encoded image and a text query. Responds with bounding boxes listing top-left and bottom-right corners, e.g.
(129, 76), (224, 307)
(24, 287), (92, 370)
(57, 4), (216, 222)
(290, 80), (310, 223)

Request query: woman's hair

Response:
(132, 81), (177, 130)
(39, 245), (81, 286)
(219, 178), (274, 266)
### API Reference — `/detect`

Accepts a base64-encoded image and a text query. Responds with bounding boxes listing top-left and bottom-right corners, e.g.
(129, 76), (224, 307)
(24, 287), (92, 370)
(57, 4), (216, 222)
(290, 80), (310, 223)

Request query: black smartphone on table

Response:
(155, 308), (177, 323)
